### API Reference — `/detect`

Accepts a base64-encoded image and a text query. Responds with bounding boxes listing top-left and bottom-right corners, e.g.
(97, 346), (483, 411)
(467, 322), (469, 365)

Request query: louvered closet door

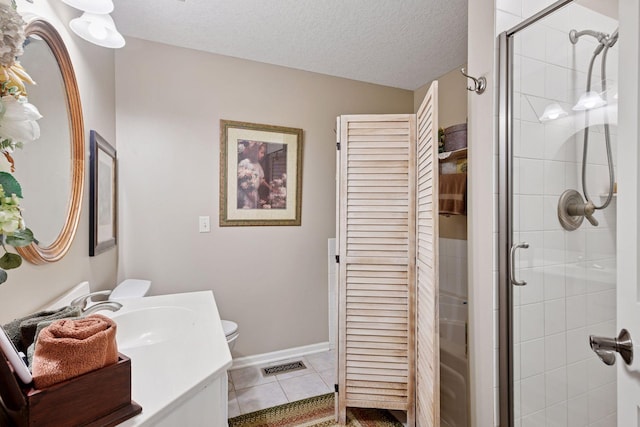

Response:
(415, 82), (439, 427)
(337, 115), (416, 425)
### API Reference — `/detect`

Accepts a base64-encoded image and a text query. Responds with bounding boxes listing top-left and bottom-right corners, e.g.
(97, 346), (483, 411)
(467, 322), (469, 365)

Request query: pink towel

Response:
(31, 314), (118, 389)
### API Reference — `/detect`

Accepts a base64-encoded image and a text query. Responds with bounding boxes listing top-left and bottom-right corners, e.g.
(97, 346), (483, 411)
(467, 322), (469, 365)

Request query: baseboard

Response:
(230, 341), (330, 369)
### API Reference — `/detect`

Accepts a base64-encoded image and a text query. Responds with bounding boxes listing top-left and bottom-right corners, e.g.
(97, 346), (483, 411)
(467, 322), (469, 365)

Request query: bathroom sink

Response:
(108, 306), (198, 349)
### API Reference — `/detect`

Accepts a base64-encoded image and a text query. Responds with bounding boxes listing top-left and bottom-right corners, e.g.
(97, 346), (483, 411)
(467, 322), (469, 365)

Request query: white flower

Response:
(0, 95), (41, 145)
(0, 3), (26, 68)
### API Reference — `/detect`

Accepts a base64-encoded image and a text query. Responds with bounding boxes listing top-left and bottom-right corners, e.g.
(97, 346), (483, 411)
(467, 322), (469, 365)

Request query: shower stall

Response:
(497, 1), (627, 425)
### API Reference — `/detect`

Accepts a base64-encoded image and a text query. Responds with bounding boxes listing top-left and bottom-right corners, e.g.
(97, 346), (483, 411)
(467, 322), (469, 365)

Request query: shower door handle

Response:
(509, 242), (529, 286)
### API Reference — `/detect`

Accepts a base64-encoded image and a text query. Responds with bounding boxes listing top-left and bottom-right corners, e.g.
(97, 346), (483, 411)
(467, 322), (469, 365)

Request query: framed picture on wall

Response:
(219, 120), (303, 226)
(89, 130), (117, 256)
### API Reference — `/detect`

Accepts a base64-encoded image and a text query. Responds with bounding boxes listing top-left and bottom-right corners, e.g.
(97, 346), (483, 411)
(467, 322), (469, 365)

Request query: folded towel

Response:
(439, 173), (467, 215)
(2, 306), (82, 353)
(31, 314), (118, 389)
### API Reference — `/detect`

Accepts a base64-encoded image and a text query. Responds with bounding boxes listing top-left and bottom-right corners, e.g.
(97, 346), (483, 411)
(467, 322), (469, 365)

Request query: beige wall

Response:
(115, 38), (414, 357)
(415, 66), (469, 241)
(0, 2), (117, 323)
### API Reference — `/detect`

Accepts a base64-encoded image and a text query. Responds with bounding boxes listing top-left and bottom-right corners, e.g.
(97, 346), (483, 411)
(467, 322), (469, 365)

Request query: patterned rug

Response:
(228, 393), (403, 427)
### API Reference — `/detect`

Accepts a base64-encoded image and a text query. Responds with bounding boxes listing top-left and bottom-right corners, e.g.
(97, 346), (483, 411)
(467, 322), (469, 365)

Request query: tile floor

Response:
(228, 350), (336, 418)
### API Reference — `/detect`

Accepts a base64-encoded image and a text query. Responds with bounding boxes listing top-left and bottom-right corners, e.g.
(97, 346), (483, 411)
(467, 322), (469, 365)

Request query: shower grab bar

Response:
(509, 242), (529, 286)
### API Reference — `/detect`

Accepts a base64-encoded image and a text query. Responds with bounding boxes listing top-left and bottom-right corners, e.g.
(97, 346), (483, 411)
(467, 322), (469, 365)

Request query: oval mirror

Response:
(13, 19), (84, 264)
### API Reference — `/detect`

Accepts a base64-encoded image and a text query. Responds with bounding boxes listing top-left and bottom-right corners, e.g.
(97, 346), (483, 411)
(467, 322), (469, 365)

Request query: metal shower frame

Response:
(497, 1), (575, 425)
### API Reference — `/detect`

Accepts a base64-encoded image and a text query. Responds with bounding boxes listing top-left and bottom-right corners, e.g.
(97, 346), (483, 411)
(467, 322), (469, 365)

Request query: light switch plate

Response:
(198, 216), (210, 233)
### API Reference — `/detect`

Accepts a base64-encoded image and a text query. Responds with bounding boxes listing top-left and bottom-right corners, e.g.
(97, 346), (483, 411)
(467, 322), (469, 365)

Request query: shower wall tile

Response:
(496, 0), (522, 21)
(520, 338), (545, 377)
(520, 196), (544, 231)
(543, 160), (566, 195)
(566, 327), (591, 364)
(520, 24), (546, 61)
(587, 382), (615, 424)
(544, 332), (566, 371)
(520, 121), (545, 159)
(496, 9), (522, 35)
(521, 410), (545, 427)
(519, 231), (544, 268)
(544, 123), (570, 161)
(520, 373), (546, 416)
(565, 263), (587, 296)
(567, 394), (589, 427)
(519, 268), (544, 304)
(520, 158), (544, 194)
(544, 298), (566, 335)
(543, 265), (565, 300)
(546, 28), (570, 68)
(545, 367), (567, 406)
(586, 290), (615, 325)
(586, 358), (615, 391)
(521, 58), (546, 97)
(543, 230), (566, 265)
(567, 360), (588, 398)
(565, 294), (587, 330)
(520, 303), (544, 341)
(546, 401), (568, 427)
(543, 196), (561, 231)
(545, 64), (569, 102)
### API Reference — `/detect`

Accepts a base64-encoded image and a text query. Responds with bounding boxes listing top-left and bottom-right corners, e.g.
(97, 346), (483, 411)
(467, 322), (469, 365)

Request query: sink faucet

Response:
(82, 301), (123, 315)
(70, 290), (112, 311)
(70, 290), (122, 315)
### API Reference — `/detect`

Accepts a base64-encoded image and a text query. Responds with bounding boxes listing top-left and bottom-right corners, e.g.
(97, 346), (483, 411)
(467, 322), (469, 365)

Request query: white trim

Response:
(230, 342), (331, 369)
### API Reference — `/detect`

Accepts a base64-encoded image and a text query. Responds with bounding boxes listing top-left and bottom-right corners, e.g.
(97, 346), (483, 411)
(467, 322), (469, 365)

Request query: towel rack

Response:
(461, 68), (486, 94)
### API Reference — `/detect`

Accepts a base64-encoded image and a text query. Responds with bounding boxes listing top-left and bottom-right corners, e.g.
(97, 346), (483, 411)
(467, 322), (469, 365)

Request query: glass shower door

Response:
(504, 2), (619, 425)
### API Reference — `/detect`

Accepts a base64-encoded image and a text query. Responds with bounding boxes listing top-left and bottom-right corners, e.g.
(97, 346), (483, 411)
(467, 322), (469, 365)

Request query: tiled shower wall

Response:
(496, 1), (618, 426)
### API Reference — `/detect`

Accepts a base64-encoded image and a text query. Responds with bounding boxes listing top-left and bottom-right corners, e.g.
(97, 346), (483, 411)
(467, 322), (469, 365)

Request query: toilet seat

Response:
(221, 320), (238, 338)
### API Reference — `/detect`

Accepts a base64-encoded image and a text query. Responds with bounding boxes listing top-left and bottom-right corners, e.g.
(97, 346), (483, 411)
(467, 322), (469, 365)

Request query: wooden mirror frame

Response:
(16, 19), (85, 264)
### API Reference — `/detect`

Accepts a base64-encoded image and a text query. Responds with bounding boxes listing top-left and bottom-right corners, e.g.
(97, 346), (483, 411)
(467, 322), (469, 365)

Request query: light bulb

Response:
(539, 103), (568, 122)
(88, 21), (108, 40)
(572, 91), (607, 111)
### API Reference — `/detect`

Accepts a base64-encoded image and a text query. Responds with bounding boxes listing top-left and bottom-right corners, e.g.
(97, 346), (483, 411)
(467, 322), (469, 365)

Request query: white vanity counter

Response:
(103, 291), (232, 426)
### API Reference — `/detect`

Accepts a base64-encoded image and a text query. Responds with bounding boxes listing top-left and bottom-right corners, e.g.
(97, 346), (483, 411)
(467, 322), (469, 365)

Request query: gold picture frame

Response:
(219, 120), (303, 226)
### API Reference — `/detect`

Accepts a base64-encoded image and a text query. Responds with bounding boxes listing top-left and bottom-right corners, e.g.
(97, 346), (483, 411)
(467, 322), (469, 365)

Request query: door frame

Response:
(497, 1), (576, 425)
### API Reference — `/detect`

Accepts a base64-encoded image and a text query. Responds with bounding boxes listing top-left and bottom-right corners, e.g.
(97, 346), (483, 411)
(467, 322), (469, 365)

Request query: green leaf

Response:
(0, 253), (22, 270)
(0, 172), (22, 198)
(6, 228), (34, 247)
(0, 269), (6, 285)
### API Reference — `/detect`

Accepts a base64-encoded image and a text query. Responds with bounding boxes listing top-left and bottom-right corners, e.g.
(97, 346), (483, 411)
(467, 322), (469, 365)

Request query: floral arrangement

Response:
(0, 0), (41, 284)
(267, 174), (286, 209)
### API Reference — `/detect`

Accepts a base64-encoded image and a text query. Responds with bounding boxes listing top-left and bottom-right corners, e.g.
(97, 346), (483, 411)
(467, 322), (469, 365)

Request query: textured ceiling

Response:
(111, 0), (468, 90)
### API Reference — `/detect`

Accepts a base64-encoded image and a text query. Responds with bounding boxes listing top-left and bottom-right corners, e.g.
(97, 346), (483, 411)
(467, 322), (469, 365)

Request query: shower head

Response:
(607, 28), (619, 47)
(569, 29), (608, 45)
(569, 28), (619, 49)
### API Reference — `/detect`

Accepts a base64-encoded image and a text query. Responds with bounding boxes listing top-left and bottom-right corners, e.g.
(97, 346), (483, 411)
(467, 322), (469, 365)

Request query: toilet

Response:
(221, 320), (239, 351)
(109, 279), (151, 300)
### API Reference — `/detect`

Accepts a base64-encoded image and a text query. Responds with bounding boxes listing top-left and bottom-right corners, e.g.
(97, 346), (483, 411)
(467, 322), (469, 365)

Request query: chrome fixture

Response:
(82, 301), (123, 315)
(557, 189), (598, 230)
(590, 329), (633, 366)
(559, 26), (619, 231)
(509, 242), (529, 286)
(461, 68), (486, 94)
(70, 290), (112, 310)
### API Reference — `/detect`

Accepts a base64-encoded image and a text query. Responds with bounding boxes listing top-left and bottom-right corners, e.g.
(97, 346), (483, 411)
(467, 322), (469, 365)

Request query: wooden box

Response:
(0, 351), (141, 427)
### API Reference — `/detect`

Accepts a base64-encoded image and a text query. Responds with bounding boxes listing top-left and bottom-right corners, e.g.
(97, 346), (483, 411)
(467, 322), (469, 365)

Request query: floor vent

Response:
(262, 361), (306, 376)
